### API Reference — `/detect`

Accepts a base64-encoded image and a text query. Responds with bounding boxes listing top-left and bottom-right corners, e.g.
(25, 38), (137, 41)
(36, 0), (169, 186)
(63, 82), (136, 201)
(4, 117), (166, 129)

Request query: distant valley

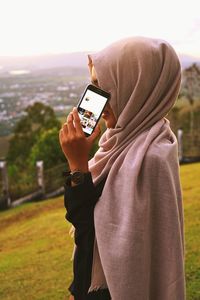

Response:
(0, 51), (200, 74)
(0, 51), (199, 140)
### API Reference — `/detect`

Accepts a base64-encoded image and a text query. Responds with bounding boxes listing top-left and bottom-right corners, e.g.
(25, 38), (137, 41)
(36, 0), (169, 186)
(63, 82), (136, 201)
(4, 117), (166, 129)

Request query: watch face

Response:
(71, 171), (84, 184)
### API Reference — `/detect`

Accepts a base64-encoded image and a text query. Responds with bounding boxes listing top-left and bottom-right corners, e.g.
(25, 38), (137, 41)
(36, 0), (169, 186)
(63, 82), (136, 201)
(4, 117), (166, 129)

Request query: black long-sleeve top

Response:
(64, 172), (111, 300)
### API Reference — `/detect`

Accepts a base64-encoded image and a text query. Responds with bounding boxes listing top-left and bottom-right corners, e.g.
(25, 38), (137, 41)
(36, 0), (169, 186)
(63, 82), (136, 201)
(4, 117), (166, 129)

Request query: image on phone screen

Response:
(77, 88), (109, 136)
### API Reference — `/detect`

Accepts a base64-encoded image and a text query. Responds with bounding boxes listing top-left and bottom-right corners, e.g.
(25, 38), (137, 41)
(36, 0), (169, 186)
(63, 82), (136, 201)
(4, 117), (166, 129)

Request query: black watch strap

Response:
(70, 170), (85, 185)
(63, 170), (90, 186)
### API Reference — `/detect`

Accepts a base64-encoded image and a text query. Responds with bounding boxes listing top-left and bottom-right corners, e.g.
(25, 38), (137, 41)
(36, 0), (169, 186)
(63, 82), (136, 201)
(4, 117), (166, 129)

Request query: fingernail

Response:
(73, 107), (77, 112)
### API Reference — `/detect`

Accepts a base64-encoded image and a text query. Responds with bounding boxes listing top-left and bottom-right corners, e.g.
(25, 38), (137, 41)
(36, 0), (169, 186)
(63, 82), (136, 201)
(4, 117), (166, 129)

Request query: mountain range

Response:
(0, 52), (200, 73)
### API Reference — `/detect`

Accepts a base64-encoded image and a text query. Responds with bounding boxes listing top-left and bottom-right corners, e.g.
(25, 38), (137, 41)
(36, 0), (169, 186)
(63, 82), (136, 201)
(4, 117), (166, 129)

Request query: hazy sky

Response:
(0, 0), (199, 57)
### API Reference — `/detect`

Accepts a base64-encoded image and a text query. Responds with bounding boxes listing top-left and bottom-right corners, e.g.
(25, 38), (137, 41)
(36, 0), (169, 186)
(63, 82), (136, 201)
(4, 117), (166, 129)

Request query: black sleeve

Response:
(64, 172), (99, 229)
(64, 172), (102, 299)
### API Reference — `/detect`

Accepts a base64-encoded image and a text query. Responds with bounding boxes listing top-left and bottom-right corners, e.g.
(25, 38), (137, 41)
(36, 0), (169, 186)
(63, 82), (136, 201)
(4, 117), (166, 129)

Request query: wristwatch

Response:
(70, 170), (87, 185)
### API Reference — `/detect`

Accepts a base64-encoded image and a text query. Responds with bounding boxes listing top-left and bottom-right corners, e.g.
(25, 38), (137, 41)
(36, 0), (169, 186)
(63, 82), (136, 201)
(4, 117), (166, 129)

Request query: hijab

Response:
(88, 37), (186, 299)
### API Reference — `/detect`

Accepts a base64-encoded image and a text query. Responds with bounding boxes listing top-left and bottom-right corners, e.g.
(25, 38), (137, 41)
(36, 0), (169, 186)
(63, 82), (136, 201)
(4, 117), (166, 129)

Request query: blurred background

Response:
(0, 0), (199, 299)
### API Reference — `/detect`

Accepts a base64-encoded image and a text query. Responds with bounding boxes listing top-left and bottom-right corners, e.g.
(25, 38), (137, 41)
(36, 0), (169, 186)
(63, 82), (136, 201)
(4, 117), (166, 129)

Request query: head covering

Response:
(88, 37), (186, 299)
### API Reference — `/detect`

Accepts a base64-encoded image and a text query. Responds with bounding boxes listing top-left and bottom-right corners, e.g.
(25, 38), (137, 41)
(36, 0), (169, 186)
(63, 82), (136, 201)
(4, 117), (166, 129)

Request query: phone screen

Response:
(77, 85), (110, 136)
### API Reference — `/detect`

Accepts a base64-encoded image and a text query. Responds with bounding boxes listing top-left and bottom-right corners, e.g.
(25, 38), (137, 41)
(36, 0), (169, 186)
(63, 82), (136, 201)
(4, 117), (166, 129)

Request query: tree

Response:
(181, 63), (200, 133)
(29, 127), (66, 169)
(167, 106), (180, 134)
(7, 102), (61, 166)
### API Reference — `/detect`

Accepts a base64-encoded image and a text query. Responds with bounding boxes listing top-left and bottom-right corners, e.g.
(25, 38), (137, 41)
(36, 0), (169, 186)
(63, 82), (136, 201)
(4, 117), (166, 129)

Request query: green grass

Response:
(0, 163), (200, 299)
(0, 199), (73, 300)
(180, 163), (200, 300)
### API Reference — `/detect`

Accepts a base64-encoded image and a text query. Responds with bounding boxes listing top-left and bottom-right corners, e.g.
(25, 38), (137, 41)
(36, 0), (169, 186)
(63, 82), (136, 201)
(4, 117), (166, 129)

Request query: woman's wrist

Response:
(69, 168), (90, 187)
(69, 162), (89, 173)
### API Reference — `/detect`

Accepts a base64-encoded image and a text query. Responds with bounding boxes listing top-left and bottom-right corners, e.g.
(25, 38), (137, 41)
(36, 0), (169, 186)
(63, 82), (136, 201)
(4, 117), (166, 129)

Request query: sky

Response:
(0, 0), (199, 57)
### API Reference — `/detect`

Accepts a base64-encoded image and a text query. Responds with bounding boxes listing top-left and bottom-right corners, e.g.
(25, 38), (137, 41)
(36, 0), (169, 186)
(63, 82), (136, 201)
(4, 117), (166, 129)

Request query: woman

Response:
(59, 37), (186, 300)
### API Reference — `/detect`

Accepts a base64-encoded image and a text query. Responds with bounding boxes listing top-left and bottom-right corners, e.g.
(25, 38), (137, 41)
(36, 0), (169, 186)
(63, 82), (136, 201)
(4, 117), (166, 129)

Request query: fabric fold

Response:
(87, 37), (186, 299)
(88, 237), (108, 293)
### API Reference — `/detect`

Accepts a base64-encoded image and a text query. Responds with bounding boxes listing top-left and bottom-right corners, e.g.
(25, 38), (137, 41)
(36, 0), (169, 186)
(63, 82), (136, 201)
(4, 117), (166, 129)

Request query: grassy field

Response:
(180, 163), (200, 300)
(0, 199), (73, 300)
(0, 163), (200, 299)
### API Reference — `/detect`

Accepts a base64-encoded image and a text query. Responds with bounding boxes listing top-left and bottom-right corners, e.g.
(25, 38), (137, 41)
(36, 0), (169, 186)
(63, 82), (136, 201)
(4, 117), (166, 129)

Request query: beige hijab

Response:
(88, 37), (186, 299)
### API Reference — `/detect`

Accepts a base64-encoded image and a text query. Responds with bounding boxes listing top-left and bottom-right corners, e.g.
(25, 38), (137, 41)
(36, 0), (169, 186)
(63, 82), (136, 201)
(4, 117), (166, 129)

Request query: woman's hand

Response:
(69, 295), (74, 300)
(59, 107), (101, 172)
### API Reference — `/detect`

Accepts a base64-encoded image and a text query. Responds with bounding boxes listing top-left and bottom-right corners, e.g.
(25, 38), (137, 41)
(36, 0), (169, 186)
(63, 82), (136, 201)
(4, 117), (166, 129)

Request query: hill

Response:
(0, 197), (73, 299)
(0, 52), (200, 73)
(0, 52), (89, 73)
(178, 54), (200, 69)
(0, 163), (200, 299)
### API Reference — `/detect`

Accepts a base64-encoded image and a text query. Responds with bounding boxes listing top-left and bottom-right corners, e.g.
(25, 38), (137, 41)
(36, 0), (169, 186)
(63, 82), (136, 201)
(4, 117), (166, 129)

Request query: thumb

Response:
(88, 124), (101, 143)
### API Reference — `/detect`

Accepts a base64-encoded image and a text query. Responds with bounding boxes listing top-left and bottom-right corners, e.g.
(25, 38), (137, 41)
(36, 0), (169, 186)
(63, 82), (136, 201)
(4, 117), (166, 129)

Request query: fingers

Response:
(88, 124), (101, 143)
(72, 107), (84, 136)
(59, 119), (68, 144)
(59, 128), (63, 139)
(62, 108), (84, 136)
(60, 108), (82, 137)
(61, 122), (68, 134)
(59, 113), (72, 145)
(66, 112), (76, 134)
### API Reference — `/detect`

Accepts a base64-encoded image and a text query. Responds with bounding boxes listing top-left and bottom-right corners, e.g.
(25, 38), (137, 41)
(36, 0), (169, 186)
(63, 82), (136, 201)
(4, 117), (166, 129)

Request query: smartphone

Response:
(77, 84), (110, 136)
